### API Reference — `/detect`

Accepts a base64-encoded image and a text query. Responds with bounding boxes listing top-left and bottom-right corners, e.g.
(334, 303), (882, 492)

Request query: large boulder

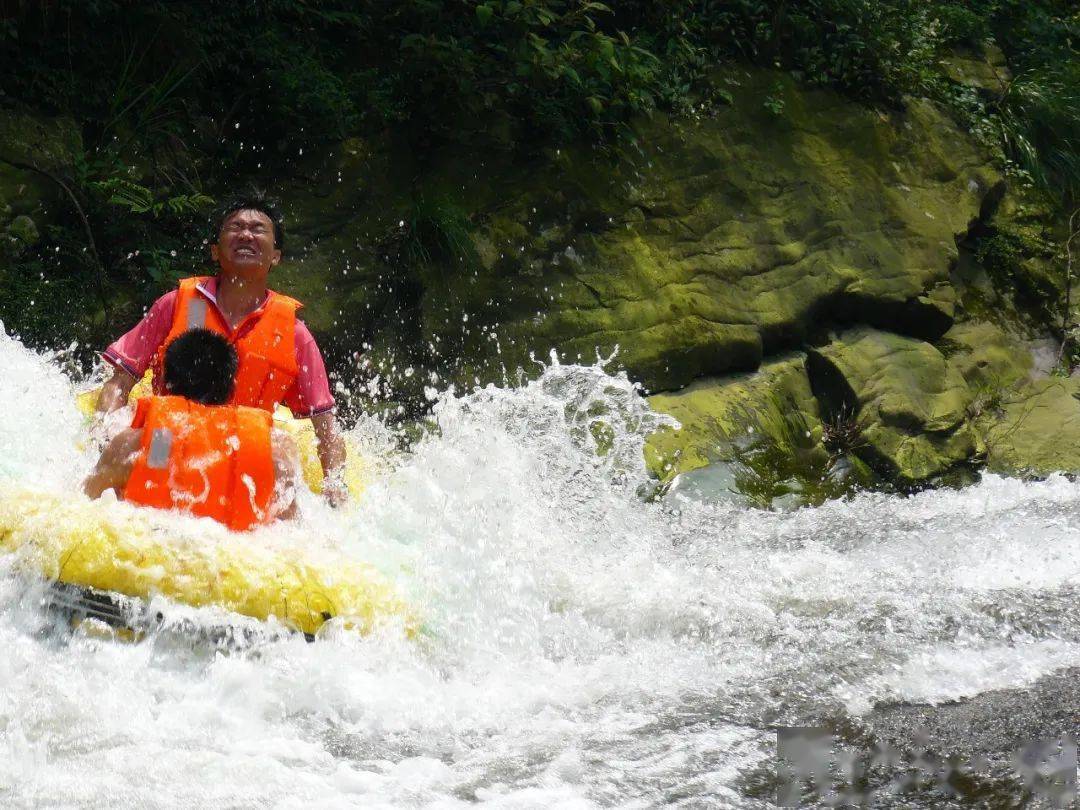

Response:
(982, 378), (1080, 476)
(934, 319), (1080, 477)
(807, 328), (976, 482)
(938, 320), (1033, 392)
(647, 319), (1069, 494)
(439, 72), (1000, 392)
(938, 44), (1011, 95)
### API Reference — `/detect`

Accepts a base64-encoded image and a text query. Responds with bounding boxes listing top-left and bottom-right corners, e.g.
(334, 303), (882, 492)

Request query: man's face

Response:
(211, 209), (281, 276)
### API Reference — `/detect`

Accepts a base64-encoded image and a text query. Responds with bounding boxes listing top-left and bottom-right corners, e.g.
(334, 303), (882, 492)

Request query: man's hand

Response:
(311, 410), (348, 507)
(322, 473), (349, 508)
(88, 406), (132, 453)
(84, 428), (142, 499)
(270, 428), (301, 520)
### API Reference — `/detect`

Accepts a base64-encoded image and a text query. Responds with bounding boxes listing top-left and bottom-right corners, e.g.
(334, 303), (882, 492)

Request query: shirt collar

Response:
(196, 276), (270, 310)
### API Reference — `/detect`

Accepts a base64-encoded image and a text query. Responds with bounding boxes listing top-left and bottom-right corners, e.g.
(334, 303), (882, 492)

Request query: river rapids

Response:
(0, 329), (1078, 808)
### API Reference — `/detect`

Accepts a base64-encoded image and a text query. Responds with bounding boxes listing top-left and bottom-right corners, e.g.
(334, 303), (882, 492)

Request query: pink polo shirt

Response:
(103, 277), (336, 418)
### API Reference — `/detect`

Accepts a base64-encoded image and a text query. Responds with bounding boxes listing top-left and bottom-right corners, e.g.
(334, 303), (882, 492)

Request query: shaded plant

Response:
(727, 391), (874, 509)
(974, 225), (1060, 325)
(965, 376), (1009, 421)
(993, 65), (1080, 205)
(821, 402), (869, 457)
(1057, 207), (1080, 368)
(375, 194), (481, 316)
(401, 195), (479, 272)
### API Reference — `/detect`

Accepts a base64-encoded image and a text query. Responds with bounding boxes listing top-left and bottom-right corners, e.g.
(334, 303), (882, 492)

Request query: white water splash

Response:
(1, 328), (1079, 807)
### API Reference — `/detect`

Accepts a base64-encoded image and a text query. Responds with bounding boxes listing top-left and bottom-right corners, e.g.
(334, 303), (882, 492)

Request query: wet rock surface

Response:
(843, 666), (1079, 807)
(645, 354), (819, 480)
(738, 666), (1078, 808)
(984, 378), (1080, 477)
(281, 69), (999, 387)
(448, 75), (1001, 393)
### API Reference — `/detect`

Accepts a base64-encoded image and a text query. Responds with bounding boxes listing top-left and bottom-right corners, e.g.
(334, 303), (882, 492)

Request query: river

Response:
(0, 329), (1078, 808)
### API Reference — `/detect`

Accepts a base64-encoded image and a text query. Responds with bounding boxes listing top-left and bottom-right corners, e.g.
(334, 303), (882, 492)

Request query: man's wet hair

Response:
(210, 190), (285, 249)
(162, 329), (238, 406)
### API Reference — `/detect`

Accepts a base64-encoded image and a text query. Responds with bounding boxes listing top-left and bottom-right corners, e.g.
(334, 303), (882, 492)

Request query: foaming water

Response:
(1, 330), (1079, 807)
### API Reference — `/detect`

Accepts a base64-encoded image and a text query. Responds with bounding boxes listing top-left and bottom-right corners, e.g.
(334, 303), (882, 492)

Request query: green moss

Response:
(938, 320), (1032, 390)
(645, 354), (819, 481)
(983, 377), (1080, 476)
(414, 72), (1002, 395)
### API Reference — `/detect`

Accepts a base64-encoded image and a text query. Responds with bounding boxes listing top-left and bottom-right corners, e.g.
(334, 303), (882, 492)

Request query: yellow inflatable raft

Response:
(0, 485), (415, 638)
(0, 375), (413, 639)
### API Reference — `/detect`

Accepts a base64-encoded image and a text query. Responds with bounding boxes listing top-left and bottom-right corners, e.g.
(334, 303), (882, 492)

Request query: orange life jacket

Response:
(151, 276), (301, 412)
(124, 395), (275, 531)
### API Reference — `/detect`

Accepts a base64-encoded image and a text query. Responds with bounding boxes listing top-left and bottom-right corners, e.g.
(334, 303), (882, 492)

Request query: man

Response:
(85, 329), (300, 528)
(96, 192), (347, 506)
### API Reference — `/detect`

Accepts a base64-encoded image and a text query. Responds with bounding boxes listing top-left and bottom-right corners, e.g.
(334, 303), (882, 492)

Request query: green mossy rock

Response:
(472, 77), (1001, 391)
(983, 378), (1080, 476)
(938, 320), (1032, 391)
(645, 354), (819, 480)
(808, 328), (975, 482)
(268, 67), (1080, 491)
(974, 195), (1063, 329)
(938, 45), (1011, 94)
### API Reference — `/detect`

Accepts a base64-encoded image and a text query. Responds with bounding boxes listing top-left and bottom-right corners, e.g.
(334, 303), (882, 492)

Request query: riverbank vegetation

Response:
(0, 1), (1076, 352)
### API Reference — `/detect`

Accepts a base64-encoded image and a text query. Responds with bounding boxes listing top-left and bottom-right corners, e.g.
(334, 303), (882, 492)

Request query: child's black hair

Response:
(162, 329), (238, 406)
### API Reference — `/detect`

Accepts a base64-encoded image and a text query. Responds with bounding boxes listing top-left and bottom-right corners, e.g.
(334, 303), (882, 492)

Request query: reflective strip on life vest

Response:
(146, 428), (173, 469)
(186, 298), (208, 330)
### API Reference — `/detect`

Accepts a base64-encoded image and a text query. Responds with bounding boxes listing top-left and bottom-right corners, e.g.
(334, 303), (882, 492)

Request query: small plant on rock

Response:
(821, 402), (869, 458)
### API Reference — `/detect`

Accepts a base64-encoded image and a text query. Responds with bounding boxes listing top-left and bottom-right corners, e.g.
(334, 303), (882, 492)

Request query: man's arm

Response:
(84, 428), (142, 499)
(270, 428), (300, 520)
(96, 289), (178, 414)
(96, 366), (138, 414)
(311, 411), (347, 507)
(289, 321), (347, 506)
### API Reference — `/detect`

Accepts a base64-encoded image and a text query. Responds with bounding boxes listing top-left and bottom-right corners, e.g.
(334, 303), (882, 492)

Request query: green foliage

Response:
(975, 225), (1061, 323)
(401, 196), (478, 271)
(728, 392), (874, 508)
(89, 177), (212, 219)
(0, 1), (665, 154)
(1, 1), (1075, 169)
(965, 375), (1008, 420)
(763, 82), (786, 116)
(0, 0), (1076, 355)
(374, 193), (480, 310)
(994, 65), (1080, 204)
(820, 403), (869, 457)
